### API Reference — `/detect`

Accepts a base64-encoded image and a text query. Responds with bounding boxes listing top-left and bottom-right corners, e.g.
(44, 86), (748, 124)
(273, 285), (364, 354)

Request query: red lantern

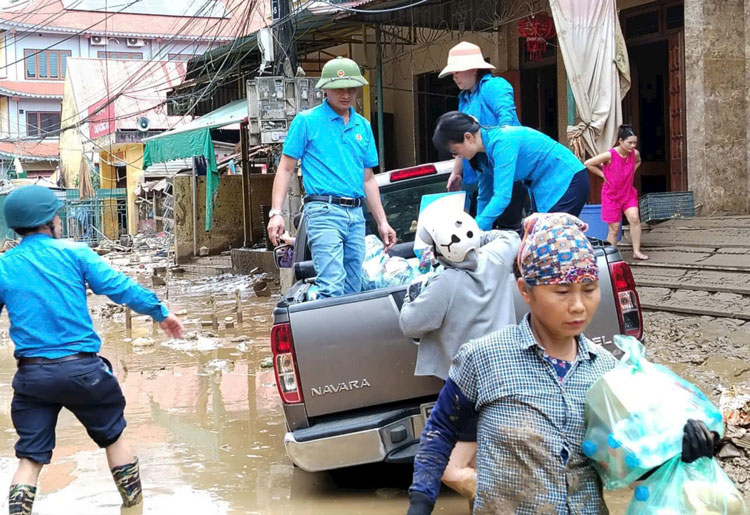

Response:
(517, 13), (556, 61)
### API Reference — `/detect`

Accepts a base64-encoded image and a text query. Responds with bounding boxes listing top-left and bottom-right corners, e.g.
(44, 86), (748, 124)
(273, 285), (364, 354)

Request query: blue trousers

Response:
(11, 356), (126, 464)
(304, 202), (366, 298)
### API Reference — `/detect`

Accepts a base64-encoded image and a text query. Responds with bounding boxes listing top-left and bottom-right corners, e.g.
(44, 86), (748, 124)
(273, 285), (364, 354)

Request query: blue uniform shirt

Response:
(458, 75), (520, 186)
(476, 126), (584, 230)
(282, 99), (379, 198)
(0, 234), (169, 359)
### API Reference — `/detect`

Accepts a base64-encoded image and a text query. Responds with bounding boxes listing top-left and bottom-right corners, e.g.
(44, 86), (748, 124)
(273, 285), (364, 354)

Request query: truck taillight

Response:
(609, 261), (643, 340)
(390, 164), (437, 181)
(271, 323), (303, 404)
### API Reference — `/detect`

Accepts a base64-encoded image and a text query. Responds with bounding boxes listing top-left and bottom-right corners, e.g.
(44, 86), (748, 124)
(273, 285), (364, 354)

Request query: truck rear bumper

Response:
(284, 406), (427, 472)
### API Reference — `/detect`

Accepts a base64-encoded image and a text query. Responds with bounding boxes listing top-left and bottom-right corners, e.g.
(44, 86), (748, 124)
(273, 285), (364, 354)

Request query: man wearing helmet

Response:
(399, 199), (520, 503)
(266, 56), (397, 298)
(0, 185), (184, 513)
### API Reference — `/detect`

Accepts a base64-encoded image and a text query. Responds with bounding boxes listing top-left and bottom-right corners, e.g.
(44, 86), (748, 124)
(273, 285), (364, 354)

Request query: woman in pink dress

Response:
(584, 124), (649, 260)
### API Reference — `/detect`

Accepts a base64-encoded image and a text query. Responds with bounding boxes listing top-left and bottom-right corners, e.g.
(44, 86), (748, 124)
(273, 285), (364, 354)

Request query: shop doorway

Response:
(415, 71), (459, 164)
(520, 65), (557, 139)
(519, 37), (558, 139)
(620, 2), (685, 195)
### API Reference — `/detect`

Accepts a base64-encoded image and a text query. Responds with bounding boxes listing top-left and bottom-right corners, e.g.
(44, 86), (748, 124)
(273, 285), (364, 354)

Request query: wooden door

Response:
(668, 31), (687, 191)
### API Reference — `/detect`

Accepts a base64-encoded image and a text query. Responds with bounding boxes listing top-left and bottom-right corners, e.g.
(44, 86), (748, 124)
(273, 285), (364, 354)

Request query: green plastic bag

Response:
(583, 335), (724, 489)
(626, 456), (746, 515)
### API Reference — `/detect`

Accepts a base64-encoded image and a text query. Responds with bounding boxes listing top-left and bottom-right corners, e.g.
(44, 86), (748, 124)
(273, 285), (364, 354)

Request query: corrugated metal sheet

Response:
(66, 58), (191, 131)
(144, 158), (193, 177)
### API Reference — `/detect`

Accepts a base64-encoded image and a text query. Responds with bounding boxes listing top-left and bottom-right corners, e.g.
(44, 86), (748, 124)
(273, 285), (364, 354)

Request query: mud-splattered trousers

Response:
(409, 315), (618, 514)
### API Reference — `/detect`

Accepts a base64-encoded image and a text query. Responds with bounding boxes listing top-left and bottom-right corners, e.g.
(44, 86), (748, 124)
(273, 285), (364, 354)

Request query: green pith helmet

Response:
(4, 185), (61, 229)
(315, 56), (368, 90)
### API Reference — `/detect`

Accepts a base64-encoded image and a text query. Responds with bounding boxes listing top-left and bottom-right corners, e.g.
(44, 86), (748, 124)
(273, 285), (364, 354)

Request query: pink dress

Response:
(600, 148), (638, 223)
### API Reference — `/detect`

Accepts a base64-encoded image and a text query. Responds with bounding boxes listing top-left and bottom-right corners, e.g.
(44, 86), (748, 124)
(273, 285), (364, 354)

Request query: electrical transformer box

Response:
(246, 77), (324, 145)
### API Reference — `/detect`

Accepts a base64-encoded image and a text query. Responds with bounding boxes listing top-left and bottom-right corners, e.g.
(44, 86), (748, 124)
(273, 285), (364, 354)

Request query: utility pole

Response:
(272, 0), (297, 76)
(375, 25), (385, 171)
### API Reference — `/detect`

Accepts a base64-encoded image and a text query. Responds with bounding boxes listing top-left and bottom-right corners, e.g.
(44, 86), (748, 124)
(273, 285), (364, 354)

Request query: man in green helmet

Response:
(267, 56), (397, 297)
(0, 185), (184, 513)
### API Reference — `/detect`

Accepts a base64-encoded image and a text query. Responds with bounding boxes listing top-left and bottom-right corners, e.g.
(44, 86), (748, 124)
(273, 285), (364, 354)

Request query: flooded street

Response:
(0, 269), (470, 514)
(0, 262), (743, 514)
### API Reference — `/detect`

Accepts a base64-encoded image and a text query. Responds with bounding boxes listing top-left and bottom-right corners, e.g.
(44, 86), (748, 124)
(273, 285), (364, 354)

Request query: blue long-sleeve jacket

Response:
(0, 233), (169, 358)
(409, 378), (477, 506)
(458, 75), (520, 187)
(475, 126), (584, 230)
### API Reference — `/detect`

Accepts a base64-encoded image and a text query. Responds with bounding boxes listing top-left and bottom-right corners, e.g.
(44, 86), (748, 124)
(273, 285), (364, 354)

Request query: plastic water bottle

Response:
(634, 485), (649, 502)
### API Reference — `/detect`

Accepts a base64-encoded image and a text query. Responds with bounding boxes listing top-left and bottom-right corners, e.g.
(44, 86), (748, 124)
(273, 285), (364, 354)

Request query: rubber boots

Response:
(8, 484), (36, 515)
(111, 457), (142, 508)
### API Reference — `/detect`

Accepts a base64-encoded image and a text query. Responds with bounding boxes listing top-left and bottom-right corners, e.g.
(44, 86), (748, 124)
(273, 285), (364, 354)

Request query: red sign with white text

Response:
(88, 99), (115, 139)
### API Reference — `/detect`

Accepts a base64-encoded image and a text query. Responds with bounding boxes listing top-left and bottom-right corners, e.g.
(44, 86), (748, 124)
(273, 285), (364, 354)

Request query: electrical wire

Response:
(1, 0), (252, 142)
(308, 0), (431, 14)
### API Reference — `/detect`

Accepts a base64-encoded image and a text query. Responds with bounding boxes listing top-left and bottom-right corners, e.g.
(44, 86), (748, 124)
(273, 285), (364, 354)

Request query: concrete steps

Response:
(618, 217), (750, 319)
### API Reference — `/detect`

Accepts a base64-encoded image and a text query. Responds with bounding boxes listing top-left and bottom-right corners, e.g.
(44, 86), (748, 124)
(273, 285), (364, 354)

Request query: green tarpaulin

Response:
(142, 99), (247, 231)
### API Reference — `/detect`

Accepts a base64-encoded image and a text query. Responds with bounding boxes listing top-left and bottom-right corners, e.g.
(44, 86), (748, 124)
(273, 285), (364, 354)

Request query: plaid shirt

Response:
(411, 315), (617, 514)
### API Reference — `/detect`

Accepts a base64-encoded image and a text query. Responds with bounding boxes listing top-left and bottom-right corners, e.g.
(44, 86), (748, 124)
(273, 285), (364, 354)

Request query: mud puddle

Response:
(0, 274), (467, 514)
(0, 267), (743, 513)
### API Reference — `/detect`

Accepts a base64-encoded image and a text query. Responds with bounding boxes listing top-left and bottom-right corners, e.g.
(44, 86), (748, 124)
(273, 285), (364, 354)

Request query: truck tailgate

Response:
(288, 286), (443, 418)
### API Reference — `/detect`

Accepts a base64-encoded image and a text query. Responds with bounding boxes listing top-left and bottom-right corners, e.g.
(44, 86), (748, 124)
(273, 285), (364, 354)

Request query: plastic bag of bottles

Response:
(582, 335), (724, 489)
(361, 235), (423, 291)
(361, 235), (390, 290)
(626, 456), (746, 515)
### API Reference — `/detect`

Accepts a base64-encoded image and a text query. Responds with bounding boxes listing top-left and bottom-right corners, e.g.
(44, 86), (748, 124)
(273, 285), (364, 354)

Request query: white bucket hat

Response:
(439, 41), (495, 79)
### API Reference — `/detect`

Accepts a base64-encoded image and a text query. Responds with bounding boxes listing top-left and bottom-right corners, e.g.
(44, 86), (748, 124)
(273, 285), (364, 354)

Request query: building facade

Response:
(0, 0), (253, 179)
(297, 0), (748, 215)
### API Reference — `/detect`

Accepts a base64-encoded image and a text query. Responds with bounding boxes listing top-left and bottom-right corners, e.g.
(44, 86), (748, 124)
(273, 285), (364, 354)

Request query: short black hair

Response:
(14, 226), (42, 236)
(432, 111), (481, 154)
(617, 124), (636, 141)
(476, 68), (493, 81)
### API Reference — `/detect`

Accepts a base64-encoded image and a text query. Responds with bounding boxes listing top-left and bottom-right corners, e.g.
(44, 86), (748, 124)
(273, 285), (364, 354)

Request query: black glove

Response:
(406, 491), (434, 515)
(681, 419), (719, 463)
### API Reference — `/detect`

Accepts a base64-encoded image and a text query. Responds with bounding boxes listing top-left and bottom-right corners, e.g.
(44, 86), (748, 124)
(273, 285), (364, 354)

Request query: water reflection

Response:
(0, 276), (468, 514)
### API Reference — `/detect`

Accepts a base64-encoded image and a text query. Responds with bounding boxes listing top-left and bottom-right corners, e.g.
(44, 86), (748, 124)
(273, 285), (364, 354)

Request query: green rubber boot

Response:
(111, 457), (142, 508)
(8, 484), (36, 515)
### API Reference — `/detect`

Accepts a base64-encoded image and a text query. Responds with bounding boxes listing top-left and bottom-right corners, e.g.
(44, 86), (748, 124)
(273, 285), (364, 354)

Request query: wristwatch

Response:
(268, 209), (284, 217)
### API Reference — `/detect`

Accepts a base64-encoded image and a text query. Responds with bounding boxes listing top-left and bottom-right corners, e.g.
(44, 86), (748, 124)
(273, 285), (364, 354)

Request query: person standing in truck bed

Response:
(266, 56), (397, 298)
(399, 200), (520, 502)
(0, 185), (184, 514)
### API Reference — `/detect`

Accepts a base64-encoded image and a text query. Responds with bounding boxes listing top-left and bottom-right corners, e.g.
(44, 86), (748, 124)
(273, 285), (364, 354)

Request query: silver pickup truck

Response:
(271, 161), (643, 472)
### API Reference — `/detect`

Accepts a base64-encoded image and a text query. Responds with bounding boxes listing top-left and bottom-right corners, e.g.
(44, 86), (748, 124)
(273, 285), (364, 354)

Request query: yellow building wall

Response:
(99, 148), (120, 240)
(124, 144), (144, 236)
(0, 97), (7, 138)
(59, 75), (85, 189)
(99, 143), (144, 237)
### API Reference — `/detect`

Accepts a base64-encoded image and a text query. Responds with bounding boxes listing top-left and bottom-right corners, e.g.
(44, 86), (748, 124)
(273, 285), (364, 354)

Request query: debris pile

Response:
(718, 385), (750, 495)
(90, 302), (126, 321)
(0, 239), (18, 253)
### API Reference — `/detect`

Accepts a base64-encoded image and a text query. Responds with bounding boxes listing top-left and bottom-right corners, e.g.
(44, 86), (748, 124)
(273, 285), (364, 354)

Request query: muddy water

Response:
(0, 274), (472, 514)
(0, 270), (668, 514)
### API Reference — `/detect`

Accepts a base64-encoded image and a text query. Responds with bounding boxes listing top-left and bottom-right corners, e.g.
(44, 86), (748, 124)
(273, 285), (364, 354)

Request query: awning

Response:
(142, 99), (247, 230)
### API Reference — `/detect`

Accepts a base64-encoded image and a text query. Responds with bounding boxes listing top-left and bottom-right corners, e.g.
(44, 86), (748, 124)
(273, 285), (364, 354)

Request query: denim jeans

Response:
(304, 202), (365, 298)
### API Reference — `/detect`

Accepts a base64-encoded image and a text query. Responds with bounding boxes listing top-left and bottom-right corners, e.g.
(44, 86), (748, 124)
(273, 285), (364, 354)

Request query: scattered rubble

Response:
(721, 384), (750, 427)
(162, 331), (222, 353)
(645, 312), (750, 497)
(131, 336), (156, 347)
(90, 303), (126, 321)
(0, 239), (18, 253)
